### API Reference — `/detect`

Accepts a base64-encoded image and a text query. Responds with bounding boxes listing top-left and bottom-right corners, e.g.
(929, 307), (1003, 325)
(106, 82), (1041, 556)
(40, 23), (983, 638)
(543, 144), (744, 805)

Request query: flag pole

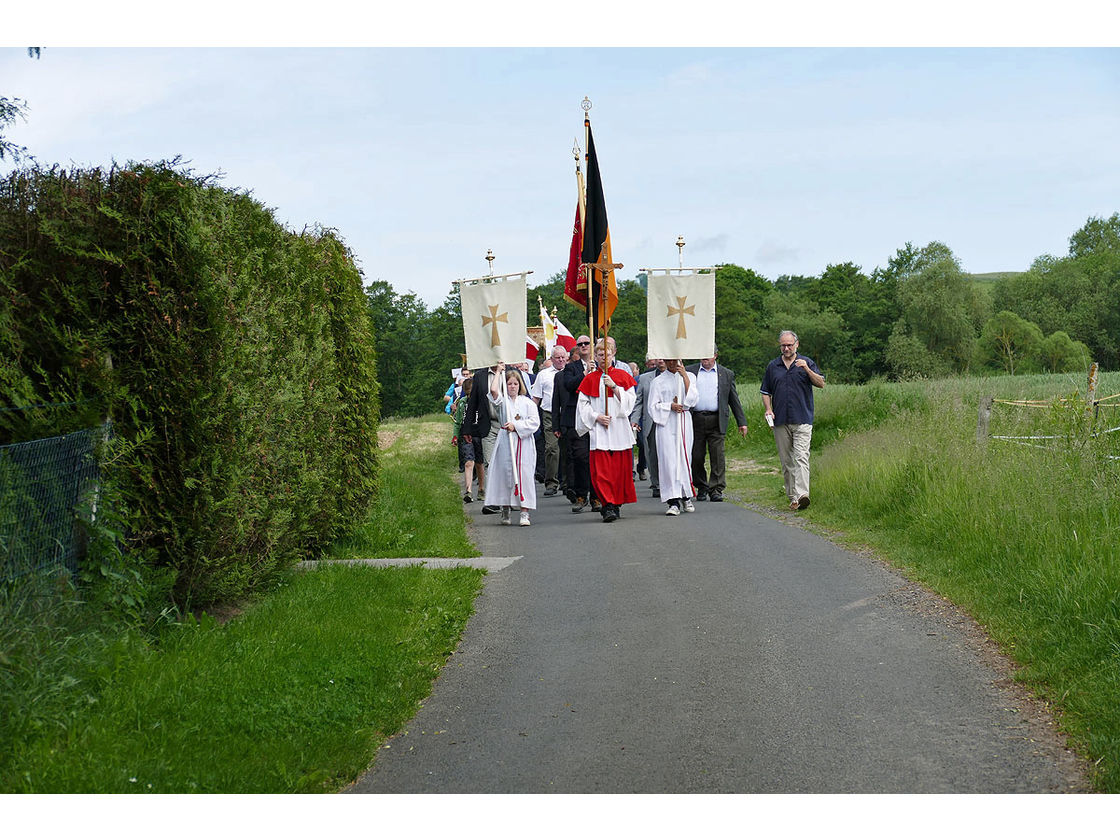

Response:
(582, 99), (594, 343)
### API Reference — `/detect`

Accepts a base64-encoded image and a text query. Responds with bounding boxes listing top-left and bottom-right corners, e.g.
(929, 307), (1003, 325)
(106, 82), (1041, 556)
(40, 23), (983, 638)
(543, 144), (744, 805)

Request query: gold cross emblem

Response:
(481, 304), (508, 347)
(667, 295), (695, 339)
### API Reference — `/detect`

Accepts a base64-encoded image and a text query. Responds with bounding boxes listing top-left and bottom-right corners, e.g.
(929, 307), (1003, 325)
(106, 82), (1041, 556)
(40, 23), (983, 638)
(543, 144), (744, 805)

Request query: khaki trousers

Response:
(773, 423), (813, 502)
(541, 410), (559, 489)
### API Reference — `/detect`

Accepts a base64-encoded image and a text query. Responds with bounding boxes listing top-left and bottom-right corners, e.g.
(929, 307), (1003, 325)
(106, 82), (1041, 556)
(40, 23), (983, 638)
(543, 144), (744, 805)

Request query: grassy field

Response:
(0, 414), (482, 793)
(725, 369), (1120, 792)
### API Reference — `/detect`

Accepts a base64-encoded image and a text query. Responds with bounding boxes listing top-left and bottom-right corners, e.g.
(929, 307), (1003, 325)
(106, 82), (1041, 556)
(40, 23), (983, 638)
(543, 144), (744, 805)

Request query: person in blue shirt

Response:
(443, 372), (464, 414)
(760, 330), (825, 511)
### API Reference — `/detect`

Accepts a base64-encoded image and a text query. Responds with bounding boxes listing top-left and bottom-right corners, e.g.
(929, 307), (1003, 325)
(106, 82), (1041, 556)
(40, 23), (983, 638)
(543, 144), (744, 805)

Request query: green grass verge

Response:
(1, 415), (483, 792)
(727, 370), (1120, 792)
(327, 414), (478, 559)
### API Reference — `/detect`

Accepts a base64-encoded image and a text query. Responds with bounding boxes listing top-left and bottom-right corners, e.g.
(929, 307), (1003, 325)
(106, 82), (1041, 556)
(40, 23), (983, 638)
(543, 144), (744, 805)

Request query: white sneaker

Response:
(500, 506), (511, 525)
(519, 511), (531, 526)
(665, 504), (680, 516)
(683, 498), (695, 513)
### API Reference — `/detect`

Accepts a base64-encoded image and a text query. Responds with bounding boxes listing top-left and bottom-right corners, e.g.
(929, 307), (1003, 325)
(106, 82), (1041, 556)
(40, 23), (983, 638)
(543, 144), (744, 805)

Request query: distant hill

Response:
(967, 272), (1026, 284)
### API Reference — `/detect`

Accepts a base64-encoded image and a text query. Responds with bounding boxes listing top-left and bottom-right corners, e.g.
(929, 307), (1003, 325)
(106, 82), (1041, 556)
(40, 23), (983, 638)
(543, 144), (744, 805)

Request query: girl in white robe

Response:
(484, 366), (541, 525)
(650, 360), (699, 514)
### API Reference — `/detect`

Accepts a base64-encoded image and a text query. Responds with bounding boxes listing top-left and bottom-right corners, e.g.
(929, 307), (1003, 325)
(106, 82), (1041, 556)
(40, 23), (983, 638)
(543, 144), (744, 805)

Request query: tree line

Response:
(373, 214), (1118, 418)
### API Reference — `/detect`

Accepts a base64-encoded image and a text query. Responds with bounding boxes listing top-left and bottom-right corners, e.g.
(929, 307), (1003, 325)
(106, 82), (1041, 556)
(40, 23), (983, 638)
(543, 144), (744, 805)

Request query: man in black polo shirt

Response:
(760, 330), (826, 511)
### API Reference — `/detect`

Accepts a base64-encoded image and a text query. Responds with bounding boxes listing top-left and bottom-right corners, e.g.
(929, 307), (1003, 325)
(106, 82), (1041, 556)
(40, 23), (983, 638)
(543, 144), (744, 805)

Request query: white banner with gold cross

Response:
(459, 272), (530, 369)
(645, 268), (716, 360)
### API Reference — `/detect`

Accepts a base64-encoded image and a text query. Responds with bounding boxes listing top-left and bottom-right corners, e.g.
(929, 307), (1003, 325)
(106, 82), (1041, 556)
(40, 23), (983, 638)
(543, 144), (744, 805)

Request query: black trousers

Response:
(691, 411), (726, 495)
(564, 427), (591, 501)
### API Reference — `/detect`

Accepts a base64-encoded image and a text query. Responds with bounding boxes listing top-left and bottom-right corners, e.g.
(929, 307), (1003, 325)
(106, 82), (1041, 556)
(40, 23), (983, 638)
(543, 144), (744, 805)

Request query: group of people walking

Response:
(450, 330), (824, 525)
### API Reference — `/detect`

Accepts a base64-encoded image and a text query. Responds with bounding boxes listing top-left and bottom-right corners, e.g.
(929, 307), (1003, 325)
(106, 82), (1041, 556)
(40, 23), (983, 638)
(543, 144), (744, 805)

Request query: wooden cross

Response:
(580, 259), (625, 274)
(482, 304), (508, 347)
(667, 295), (695, 339)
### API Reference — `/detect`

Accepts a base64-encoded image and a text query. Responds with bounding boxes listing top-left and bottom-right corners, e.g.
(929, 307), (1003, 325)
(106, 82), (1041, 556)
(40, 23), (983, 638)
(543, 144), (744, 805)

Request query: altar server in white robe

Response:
(650, 359), (699, 515)
(485, 364), (541, 526)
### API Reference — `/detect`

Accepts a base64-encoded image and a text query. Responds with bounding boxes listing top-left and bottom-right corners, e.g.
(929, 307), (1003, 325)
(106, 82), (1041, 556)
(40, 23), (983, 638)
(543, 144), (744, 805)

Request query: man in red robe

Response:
(576, 338), (637, 523)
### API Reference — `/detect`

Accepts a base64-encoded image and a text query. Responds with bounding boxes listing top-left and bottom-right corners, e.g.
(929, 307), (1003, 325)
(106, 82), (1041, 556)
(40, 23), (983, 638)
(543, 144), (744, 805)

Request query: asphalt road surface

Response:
(346, 479), (1088, 794)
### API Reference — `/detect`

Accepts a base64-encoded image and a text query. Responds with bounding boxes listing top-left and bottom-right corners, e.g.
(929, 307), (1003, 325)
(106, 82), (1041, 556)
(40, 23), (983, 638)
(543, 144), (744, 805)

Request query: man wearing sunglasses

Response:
(556, 334), (596, 512)
(760, 330), (826, 511)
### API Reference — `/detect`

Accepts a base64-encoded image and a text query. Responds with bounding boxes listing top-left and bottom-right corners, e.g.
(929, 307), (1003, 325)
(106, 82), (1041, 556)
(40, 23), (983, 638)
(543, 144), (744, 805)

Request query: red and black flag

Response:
(581, 119), (618, 335)
(563, 166), (587, 308)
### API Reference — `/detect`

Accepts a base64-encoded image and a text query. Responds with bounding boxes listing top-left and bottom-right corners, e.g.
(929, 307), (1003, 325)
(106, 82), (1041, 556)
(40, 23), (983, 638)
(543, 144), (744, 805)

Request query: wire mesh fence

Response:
(0, 423), (109, 582)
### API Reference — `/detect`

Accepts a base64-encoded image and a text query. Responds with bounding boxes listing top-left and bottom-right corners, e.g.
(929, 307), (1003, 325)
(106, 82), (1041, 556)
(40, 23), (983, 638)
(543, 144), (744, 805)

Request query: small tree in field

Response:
(978, 310), (1044, 375)
(1038, 330), (1091, 373)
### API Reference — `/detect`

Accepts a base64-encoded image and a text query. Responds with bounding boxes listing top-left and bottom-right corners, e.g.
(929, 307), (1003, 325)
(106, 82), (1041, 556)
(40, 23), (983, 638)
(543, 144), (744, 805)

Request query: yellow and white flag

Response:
(646, 269), (716, 361)
(460, 272), (529, 369)
(539, 299), (557, 356)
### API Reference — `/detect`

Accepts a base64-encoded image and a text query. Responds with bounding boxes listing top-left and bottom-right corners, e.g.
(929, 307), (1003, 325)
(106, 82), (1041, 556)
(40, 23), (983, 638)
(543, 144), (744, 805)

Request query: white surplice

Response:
(484, 392), (540, 509)
(576, 370), (637, 451)
(650, 370), (698, 501)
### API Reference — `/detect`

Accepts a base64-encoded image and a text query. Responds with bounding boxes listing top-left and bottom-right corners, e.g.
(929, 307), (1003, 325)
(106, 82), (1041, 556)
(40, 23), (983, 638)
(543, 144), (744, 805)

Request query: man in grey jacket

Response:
(630, 356), (667, 497)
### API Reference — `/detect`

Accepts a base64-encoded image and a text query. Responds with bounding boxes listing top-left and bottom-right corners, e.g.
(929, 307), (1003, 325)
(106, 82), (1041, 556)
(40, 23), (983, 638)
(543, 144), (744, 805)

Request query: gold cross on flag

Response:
(482, 304), (508, 347)
(667, 295), (695, 339)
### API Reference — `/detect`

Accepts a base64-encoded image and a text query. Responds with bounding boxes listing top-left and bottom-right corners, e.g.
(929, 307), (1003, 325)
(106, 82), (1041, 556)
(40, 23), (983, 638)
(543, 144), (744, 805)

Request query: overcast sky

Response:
(4, 14), (1119, 310)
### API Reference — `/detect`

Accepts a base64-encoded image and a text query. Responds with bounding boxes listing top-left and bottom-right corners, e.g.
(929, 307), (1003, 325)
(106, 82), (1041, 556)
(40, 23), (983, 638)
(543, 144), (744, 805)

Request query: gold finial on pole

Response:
(676, 235), (686, 269)
(485, 249), (495, 276)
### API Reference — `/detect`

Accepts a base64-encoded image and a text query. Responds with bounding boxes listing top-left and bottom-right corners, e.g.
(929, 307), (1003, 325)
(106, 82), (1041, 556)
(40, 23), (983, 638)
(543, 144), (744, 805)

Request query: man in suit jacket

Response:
(687, 347), (748, 502)
(554, 334), (595, 510)
(630, 356), (667, 497)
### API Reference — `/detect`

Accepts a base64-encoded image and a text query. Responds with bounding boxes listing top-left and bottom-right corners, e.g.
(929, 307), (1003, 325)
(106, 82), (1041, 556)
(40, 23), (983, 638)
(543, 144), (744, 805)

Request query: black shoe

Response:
(651, 488), (660, 498)
(637, 470), (647, 481)
(463, 493), (473, 503)
(797, 495), (810, 510)
(696, 491), (708, 501)
(572, 496), (586, 513)
(602, 507), (618, 523)
(709, 492), (723, 502)
(590, 500), (602, 513)
(481, 505), (500, 515)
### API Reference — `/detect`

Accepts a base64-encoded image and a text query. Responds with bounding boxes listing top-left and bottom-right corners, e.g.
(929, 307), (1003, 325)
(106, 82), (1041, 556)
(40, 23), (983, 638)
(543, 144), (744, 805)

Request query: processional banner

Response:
(645, 268), (716, 361)
(459, 272), (529, 370)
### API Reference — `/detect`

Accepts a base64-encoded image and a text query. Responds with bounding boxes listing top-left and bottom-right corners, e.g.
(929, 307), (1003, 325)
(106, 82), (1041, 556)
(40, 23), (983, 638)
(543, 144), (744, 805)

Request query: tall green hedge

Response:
(0, 162), (380, 606)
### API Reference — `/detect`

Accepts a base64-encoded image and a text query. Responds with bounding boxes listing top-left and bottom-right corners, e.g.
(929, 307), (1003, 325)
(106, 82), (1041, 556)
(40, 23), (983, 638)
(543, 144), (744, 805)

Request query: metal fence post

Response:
(976, 396), (993, 447)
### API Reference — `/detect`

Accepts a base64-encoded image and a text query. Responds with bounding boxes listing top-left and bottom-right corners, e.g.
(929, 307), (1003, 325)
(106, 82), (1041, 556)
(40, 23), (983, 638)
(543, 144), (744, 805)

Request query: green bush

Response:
(0, 162), (379, 607)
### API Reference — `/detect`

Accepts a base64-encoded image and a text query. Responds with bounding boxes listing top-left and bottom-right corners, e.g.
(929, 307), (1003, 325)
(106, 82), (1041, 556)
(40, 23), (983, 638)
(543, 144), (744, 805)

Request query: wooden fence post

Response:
(976, 396), (993, 446)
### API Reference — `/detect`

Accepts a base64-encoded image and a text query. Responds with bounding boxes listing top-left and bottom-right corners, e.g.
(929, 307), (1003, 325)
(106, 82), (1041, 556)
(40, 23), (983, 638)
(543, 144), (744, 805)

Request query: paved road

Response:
(346, 480), (1087, 793)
